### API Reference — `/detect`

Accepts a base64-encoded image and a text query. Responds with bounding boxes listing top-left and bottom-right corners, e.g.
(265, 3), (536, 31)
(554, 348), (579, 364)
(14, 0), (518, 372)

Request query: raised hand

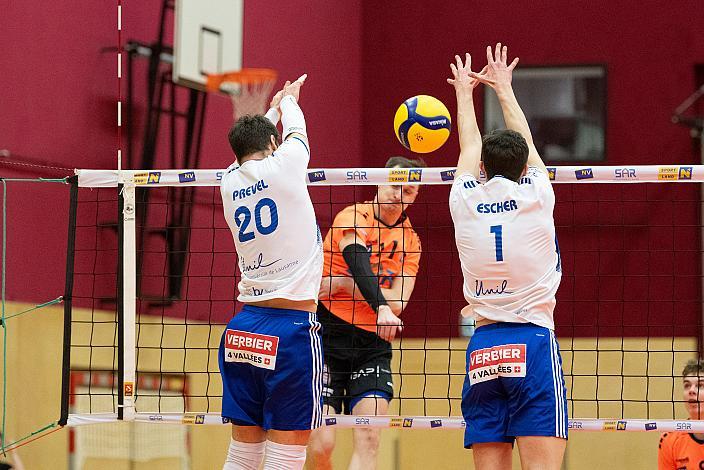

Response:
(469, 43), (519, 90)
(447, 53), (485, 93)
(282, 73), (307, 102)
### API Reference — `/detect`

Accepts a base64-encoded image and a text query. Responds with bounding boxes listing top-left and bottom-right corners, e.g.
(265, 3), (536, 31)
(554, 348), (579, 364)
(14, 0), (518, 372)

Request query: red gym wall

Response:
(1, 1), (704, 337)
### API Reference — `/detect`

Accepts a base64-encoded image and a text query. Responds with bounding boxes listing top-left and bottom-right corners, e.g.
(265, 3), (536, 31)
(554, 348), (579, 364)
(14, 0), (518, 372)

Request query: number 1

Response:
(490, 225), (503, 262)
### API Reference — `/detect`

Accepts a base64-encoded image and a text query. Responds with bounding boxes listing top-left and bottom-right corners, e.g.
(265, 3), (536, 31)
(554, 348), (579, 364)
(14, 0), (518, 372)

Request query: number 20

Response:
(235, 198), (279, 242)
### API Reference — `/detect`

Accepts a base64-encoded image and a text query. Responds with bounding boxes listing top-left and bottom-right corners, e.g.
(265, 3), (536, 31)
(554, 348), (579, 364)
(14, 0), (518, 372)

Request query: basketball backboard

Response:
(173, 0), (244, 90)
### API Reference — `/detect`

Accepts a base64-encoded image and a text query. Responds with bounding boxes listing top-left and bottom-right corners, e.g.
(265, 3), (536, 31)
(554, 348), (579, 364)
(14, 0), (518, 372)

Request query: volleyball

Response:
(393, 95), (452, 153)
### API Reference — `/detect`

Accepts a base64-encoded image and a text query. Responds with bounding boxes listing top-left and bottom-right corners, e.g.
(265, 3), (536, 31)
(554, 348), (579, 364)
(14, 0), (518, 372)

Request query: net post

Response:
(59, 176), (78, 426)
(118, 182), (137, 421)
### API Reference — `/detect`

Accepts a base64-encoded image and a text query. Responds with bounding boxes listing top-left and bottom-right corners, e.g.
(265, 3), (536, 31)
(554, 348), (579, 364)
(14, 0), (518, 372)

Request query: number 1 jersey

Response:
(449, 167), (561, 330)
(220, 137), (323, 303)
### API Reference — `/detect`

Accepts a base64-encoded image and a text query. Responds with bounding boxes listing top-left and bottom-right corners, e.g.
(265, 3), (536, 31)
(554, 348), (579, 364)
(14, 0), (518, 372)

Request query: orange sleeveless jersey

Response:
(320, 202), (421, 333)
(658, 432), (704, 469)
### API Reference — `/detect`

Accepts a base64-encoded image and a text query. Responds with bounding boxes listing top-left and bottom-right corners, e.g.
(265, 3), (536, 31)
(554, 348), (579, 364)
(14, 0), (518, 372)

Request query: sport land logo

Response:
(468, 344), (527, 384)
(224, 329), (279, 370)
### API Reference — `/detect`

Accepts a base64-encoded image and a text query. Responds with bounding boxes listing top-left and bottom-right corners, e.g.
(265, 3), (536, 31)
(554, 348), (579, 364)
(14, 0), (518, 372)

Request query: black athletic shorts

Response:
(317, 303), (394, 414)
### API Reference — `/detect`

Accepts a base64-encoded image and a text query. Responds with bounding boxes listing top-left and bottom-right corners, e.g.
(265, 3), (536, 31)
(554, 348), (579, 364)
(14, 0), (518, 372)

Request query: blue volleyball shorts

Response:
(461, 322), (568, 448)
(219, 305), (323, 431)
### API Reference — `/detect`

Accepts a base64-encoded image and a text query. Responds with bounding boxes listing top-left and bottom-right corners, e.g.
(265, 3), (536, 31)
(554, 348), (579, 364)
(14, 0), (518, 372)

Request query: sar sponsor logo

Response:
(658, 166), (678, 180)
(676, 421), (692, 431)
(402, 418), (414, 428)
(224, 329), (279, 370)
(468, 344), (527, 384)
(346, 170), (367, 181)
(440, 169), (456, 181)
(178, 171), (196, 183)
(616, 421), (627, 431)
(679, 166), (693, 180)
(149, 415), (163, 421)
(547, 167), (556, 181)
(308, 170), (326, 183)
(645, 422), (657, 431)
(430, 419), (443, 428)
(355, 417), (370, 425)
(614, 168), (636, 179)
(134, 171), (161, 185)
(574, 168), (593, 180)
(568, 421), (583, 429)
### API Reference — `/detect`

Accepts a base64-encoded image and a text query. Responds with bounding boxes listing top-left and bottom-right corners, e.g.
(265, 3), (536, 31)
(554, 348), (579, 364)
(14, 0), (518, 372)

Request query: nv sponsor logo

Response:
(440, 169), (456, 181)
(574, 168), (593, 180)
(308, 170), (326, 183)
(325, 417), (337, 426)
(224, 329), (279, 370)
(178, 171), (196, 183)
(430, 419), (443, 428)
(645, 422), (657, 431)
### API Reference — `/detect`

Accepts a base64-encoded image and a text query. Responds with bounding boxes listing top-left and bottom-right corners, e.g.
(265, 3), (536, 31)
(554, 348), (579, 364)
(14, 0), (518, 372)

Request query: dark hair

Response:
(385, 155), (427, 169)
(481, 129), (529, 182)
(227, 114), (280, 163)
(683, 359), (704, 377)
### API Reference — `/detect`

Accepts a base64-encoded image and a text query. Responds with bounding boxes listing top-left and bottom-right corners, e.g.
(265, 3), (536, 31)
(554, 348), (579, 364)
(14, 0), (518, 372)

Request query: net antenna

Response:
(206, 68), (278, 120)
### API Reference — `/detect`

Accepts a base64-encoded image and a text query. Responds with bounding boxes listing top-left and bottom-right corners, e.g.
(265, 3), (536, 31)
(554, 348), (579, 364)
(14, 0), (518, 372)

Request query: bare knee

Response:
(353, 428), (380, 456)
(309, 428), (336, 460)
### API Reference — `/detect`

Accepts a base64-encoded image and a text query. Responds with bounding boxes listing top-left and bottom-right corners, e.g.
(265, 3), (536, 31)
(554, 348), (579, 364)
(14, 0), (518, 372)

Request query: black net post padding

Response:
(59, 175), (79, 426)
(117, 184), (125, 420)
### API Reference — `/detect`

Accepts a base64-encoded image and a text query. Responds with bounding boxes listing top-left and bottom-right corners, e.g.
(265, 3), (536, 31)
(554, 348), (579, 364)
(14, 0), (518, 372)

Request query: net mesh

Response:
(67, 168), (702, 429)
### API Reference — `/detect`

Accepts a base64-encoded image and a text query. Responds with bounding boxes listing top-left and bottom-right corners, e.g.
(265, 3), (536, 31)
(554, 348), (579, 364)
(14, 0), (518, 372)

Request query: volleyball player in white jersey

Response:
(447, 44), (567, 469)
(218, 75), (323, 470)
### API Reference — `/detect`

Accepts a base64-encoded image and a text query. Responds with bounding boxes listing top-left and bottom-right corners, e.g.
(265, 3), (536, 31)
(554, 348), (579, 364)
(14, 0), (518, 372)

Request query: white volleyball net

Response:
(62, 165), (704, 433)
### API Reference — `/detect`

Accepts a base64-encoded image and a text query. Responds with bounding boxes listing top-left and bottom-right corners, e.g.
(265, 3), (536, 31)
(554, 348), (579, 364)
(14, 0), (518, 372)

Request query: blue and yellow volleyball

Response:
(394, 95), (451, 153)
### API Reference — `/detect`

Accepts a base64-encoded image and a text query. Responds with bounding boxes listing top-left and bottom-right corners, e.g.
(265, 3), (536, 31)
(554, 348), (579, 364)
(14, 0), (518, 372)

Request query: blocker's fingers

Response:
(486, 45), (494, 64)
(450, 62), (458, 76)
(495, 43), (502, 63)
(295, 73), (307, 84)
(465, 52), (472, 70)
(508, 57), (519, 71)
(501, 45), (508, 64)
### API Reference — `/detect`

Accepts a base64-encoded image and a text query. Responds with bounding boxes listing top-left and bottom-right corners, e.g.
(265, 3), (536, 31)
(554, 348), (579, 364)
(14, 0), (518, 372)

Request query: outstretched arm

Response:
(447, 53), (484, 178)
(470, 43), (546, 173)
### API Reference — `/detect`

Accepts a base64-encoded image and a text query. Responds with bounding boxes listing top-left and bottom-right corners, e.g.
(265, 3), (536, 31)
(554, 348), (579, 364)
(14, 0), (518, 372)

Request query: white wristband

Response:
(280, 95), (307, 139)
(264, 107), (280, 126)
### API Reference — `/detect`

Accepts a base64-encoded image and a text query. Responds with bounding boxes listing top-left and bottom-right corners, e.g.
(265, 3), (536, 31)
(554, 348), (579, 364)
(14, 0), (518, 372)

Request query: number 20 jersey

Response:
(220, 137), (323, 303)
(449, 167), (561, 330)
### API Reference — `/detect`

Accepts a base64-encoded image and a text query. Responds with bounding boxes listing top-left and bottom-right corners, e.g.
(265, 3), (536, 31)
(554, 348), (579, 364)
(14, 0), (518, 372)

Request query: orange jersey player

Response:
(659, 359), (704, 469)
(309, 156), (424, 470)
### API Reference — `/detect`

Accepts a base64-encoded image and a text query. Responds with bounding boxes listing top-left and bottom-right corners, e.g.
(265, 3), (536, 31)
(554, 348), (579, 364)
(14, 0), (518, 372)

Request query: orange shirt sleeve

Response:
(329, 204), (372, 249)
(658, 433), (675, 470)
(401, 231), (422, 276)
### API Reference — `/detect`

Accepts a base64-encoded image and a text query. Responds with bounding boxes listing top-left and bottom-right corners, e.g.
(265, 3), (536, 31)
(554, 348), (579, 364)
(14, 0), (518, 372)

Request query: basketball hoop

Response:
(206, 68), (278, 121)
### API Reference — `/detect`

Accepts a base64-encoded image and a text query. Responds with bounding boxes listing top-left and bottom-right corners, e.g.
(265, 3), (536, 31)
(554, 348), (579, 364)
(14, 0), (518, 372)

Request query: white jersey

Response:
(220, 137), (323, 303)
(449, 167), (561, 330)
